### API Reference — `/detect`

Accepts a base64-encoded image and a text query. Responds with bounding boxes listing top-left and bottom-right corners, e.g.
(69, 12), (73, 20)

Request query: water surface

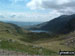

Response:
(30, 30), (48, 33)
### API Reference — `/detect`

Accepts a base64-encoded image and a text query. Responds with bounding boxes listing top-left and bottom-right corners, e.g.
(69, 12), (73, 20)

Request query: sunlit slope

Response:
(0, 22), (56, 55)
(34, 31), (75, 53)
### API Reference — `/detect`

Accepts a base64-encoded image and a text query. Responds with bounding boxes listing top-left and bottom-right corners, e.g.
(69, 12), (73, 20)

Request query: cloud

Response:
(10, 15), (16, 18)
(27, 0), (75, 15)
(0, 12), (60, 22)
(0, 15), (5, 18)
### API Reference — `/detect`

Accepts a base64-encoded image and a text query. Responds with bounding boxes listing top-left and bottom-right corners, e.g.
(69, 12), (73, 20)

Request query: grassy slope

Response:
(0, 22), (56, 55)
(33, 32), (75, 56)
(20, 31), (75, 55)
(0, 22), (75, 55)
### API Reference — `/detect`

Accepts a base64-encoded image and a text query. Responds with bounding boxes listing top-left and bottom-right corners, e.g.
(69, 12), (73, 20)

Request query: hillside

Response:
(34, 31), (75, 53)
(0, 21), (75, 56)
(31, 14), (75, 34)
(0, 21), (25, 34)
(0, 22), (56, 55)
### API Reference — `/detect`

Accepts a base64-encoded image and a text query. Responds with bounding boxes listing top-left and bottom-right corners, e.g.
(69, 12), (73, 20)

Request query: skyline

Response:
(0, 0), (75, 22)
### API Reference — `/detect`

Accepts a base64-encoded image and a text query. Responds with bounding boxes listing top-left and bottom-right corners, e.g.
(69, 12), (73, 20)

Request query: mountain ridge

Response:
(32, 14), (75, 34)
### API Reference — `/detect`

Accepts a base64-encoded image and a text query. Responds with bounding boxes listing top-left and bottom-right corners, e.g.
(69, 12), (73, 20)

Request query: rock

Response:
(32, 45), (42, 49)
(8, 39), (16, 43)
(65, 42), (69, 46)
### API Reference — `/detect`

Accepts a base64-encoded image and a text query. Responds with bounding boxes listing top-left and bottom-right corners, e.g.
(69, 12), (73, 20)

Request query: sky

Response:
(0, 0), (75, 22)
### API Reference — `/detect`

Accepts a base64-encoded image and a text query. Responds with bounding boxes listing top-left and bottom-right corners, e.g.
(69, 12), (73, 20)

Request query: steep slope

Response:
(33, 14), (75, 34)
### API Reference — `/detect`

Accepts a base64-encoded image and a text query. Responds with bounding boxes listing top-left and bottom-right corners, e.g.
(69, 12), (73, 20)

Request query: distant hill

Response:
(32, 14), (75, 34)
(4, 21), (41, 27)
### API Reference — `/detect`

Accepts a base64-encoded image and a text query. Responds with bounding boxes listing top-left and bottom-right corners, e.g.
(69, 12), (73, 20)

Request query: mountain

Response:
(0, 21), (75, 55)
(4, 21), (41, 27)
(32, 14), (75, 34)
(0, 21), (52, 42)
(0, 21), (56, 55)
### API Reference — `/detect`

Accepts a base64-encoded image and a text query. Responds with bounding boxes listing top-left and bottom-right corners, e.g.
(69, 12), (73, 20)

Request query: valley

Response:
(0, 14), (75, 56)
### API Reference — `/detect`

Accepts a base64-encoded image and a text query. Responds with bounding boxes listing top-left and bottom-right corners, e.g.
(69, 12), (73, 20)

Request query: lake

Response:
(30, 30), (48, 33)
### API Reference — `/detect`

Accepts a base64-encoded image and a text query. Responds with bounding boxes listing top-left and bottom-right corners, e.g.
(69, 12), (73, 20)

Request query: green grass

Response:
(0, 40), (56, 55)
(0, 31), (74, 55)
(0, 22), (75, 55)
(20, 32), (52, 42)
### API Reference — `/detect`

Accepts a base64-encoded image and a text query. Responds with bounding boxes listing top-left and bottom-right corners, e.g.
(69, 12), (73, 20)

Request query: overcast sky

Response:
(0, 0), (75, 22)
